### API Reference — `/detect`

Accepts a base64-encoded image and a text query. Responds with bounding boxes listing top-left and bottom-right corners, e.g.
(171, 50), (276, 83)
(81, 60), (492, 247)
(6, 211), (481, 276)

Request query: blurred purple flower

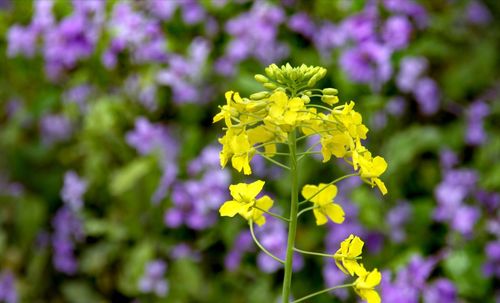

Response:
(414, 77), (440, 115)
(146, 0), (178, 20)
(466, 1), (492, 25)
(383, 0), (428, 28)
(323, 264), (349, 299)
(382, 15), (412, 50)
(484, 241), (500, 278)
(313, 22), (347, 57)
(60, 171), (87, 212)
(466, 101), (489, 146)
(6, 25), (37, 58)
(451, 205), (480, 235)
(341, 11), (377, 43)
(340, 41), (392, 90)
(0, 271), (17, 303)
(225, 231), (254, 271)
(397, 56), (428, 93)
(288, 12), (316, 39)
(386, 96), (407, 117)
(423, 279), (457, 303)
(52, 207), (84, 275)
(387, 201), (412, 243)
(255, 216), (303, 273)
(165, 145), (230, 229)
(439, 149), (458, 171)
(139, 260), (169, 297)
(157, 38), (212, 104)
(126, 117), (178, 203)
(221, 1), (288, 66)
(40, 114), (73, 145)
(63, 85), (92, 111)
(170, 243), (201, 261)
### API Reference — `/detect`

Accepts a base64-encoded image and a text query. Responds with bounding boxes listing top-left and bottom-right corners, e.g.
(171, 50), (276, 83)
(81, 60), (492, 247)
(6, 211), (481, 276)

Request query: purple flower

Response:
(170, 244), (201, 261)
(156, 38), (212, 104)
(288, 12), (316, 39)
(313, 22), (347, 58)
(6, 25), (37, 58)
(340, 41), (392, 89)
(139, 260), (169, 297)
(439, 149), (458, 171)
(126, 117), (179, 203)
(451, 205), (480, 235)
(40, 114), (73, 145)
(0, 271), (17, 303)
(414, 77), (440, 115)
(255, 217), (303, 273)
(465, 101), (489, 146)
(225, 231), (254, 271)
(386, 96), (407, 116)
(322, 264), (349, 300)
(397, 56), (428, 93)
(484, 241), (500, 277)
(63, 85), (92, 111)
(31, 0), (54, 32)
(222, 2), (288, 66)
(383, 0), (428, 28)
(164, 145), (229, 229)
(341, 11), (377, 43)
(146, 0), (178, 21)
(466, 1), (492, 25)
(382, 15), (413, 50)
(180, 0), (206, 25)
(387, 201), (412, 242)
(60, 171), (87, 212)
(52, 207), (84, 275)
(423, 279), (457, 303)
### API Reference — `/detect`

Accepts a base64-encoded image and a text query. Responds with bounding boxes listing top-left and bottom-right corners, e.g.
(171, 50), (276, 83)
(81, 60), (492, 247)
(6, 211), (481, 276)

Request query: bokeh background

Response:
(0, 0), (499, 302)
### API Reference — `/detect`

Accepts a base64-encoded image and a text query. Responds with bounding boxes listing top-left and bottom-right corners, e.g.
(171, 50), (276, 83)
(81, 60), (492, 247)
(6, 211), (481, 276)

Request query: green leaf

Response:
(109, 157), (155, 196)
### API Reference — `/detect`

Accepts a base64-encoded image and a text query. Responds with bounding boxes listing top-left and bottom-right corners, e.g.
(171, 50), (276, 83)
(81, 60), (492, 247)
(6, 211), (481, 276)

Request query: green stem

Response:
(293, 247), (333, 258)
(282, 129), (299, 303)
(255, 151), (291, 170)
(249, 221), (285, 264)
(291, 283), (354, 303)
(297, 206), (317, 218)
(298, 173), (359, 205)
(253, 205), (290, 222)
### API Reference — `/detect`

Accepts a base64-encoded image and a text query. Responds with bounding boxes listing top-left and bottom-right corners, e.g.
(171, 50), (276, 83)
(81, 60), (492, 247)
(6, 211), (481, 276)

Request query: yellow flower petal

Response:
(219, 201), (242, 217)
(323, 203), (345, 224)
(313, 208), (328, 225)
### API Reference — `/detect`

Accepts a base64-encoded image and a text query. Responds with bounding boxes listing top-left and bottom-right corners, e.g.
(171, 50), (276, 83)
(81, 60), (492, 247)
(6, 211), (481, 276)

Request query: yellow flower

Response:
(213, 91), (245, 127)
(219, 180), (274, 226)
(334, 234), (364, 276)
(267, 91), (306, 129)
(354, 148), (388, 195)
(353, 266), (382, 303)
(301, 183), (345, 225)
(229, 130), (254, 175)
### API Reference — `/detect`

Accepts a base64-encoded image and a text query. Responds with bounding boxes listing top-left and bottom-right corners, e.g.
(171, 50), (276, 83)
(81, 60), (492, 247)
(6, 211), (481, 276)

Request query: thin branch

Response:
(253, 205), (290, 222)
(298, 173), (359, 205)
(249, 220), (285, 264)
(291, 283), (354, 303)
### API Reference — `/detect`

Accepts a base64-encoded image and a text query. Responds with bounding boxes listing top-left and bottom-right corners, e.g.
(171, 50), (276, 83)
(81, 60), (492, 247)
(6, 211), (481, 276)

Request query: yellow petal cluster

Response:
(333, 235), (381, 303)
(301, 183), (345, 225)
(353, 265), (382, 303)
(334, 234), (364, 275)
(219, 180), (273, 226)
(213, 89), (387, 194)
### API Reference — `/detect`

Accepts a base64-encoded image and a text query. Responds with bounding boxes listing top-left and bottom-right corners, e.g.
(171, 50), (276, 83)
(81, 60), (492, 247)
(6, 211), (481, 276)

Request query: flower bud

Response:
(263, 82), (277, 89)
(301, 94), (311, 103)
(322, 88), (338, 95)
(254, 74), (269, 83)
(321, 95), (339, 105)
(250, 92), (269, 100)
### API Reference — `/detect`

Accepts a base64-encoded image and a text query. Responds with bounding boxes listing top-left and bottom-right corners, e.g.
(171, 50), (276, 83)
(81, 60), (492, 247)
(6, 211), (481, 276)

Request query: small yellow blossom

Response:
(334, 234), (364, 276)
(354, 148), (388, 195)
(353, 266), (382, 303)
(219, 180), (274, 226)
(301, 183), (345, 225)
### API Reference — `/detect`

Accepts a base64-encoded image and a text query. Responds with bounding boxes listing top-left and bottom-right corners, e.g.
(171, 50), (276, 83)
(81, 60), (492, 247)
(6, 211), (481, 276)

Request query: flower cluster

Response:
(334, 235), (382, 303)
(214, 64), (387, 302)
(214, 63), (387, 202)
